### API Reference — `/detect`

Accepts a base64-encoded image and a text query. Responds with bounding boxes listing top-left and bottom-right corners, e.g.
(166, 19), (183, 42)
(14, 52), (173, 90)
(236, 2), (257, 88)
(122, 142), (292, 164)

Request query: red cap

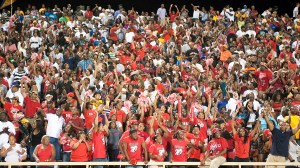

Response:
(236, 118), (244, 125)
(130, 120), (139, 126)
(67, 92), (74, 97)
(263, 129), (272, 137)
(212, 128), (220, 134)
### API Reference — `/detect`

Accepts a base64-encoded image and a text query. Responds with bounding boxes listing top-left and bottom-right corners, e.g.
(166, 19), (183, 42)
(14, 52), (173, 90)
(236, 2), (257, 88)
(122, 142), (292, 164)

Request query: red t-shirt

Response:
(233, 133), (252, 159)
(207, 137), (228, 158)
(123, 136), (144, 162)
(84, 109), (96, 129)
(119, 55), (131, 65)
(254, 70), (273, 91)
(149, 142), (166, 162)
(192, 118), (212, 139)
(4, 102), (22, 121)
(145, 133), (168, 151)
(24, 96), (41, 118)
(66, 117), (85, 134)
(171, 139), (188, 162)
(186, 133), (205, 159)
(109, 109), (126, 124)
(92, 131), (107, 159)
(1, 79), (8, 89)
(70, 139), (89, 162)
(62, 110), (72, 120)
(60, 133), (71, 152)
(37, 144), (54, 162)
(169, 12), (179, 22)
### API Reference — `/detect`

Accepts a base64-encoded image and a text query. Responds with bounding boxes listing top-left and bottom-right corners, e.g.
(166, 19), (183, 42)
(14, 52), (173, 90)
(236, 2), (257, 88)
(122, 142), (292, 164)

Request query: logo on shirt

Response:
(129, 143), (138, 153)
(210, 142), (221, 151)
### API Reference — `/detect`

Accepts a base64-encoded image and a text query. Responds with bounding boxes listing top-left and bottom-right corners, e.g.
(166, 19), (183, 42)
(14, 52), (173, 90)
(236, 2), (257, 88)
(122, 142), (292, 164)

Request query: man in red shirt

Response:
(169, 4), (179, 23)
(66, 107), (84, 134)
(170, 130), (191, 163)
(253, 63), (273, 93)
(92, 110), (109, 168)
(186, 125), (205, 162)
(22, 90), (41, 118)
(122, 129), (148, 167)
(201, 128), (228, 168)
(149, 134), (168, 163)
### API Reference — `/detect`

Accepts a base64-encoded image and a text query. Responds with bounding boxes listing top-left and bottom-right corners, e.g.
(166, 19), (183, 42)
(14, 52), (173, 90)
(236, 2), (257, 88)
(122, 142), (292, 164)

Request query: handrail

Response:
(1, 162), (300, 168)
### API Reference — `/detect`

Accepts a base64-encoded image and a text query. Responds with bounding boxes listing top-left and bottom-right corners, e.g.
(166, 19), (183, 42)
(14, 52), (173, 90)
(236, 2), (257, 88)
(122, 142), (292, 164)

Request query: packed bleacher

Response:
(1, 2), (300, 168)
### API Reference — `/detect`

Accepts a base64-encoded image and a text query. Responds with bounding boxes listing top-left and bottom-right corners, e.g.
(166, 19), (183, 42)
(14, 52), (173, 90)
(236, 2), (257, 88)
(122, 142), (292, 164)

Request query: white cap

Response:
(154, 77), (162, 81)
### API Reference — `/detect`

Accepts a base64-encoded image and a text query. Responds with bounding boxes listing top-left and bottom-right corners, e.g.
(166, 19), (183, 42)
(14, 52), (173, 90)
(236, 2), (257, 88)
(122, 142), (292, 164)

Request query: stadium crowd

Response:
(1, 2), (300, 168)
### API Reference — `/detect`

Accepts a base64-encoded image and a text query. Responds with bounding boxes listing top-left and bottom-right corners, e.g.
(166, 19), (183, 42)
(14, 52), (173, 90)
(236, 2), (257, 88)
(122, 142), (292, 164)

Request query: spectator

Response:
(43, 108), (64, 161)
(29, 119), (46, 162)
(264, 111), (300, 166)
(0, 112), (16, 154)
(148, 134), (167, 168)
(92, 110), (109, 168)
(70, 131), (92, 162)
(59, 124), (72, 162)
(201, 128), (228, 168)
(0, 135), (25, 162)
(32, 135), (56, 163)
(107, 120), (122, 163)
(170, 130), (190, 164)
(122, 129), (148, 167)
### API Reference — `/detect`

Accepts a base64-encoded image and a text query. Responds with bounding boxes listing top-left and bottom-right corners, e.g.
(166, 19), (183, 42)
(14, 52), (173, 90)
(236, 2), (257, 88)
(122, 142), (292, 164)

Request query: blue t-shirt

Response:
(270, 128), (293, 157)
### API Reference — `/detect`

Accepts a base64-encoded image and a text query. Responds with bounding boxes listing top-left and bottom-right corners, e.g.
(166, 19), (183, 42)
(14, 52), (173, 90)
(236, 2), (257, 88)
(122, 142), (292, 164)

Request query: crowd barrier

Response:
(1, 162), (300, 168)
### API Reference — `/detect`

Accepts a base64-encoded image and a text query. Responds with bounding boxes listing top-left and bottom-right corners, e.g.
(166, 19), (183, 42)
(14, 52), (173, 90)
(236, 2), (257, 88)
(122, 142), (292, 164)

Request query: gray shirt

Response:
(108, 129), (122, 150)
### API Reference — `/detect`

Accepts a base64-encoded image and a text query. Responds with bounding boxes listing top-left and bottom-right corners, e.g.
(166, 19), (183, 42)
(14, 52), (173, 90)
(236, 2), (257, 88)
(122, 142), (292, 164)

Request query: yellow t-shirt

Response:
(92, 99), (103, 109)
(285, 115), (300, 139)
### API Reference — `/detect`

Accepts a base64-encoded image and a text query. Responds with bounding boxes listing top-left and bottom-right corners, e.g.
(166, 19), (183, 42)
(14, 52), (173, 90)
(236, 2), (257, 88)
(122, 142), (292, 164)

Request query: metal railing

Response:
(1, 162), (300, 168)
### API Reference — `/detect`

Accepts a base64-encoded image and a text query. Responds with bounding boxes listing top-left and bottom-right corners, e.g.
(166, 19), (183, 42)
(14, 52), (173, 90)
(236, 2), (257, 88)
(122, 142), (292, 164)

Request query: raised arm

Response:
(264, 112), (274, 131)
(169, 4), (173, 14)
(231, 108), (239, 135)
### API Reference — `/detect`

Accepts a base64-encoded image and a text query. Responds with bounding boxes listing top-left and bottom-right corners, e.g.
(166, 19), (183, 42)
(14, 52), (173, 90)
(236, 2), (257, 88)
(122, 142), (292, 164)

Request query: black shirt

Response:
(270, 128), (293, 157)
(31, 130), (46, 147)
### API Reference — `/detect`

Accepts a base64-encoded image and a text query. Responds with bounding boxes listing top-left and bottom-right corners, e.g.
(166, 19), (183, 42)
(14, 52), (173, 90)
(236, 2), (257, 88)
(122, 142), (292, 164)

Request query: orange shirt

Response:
(70, 139), (89, 162)
(233, 133), (252, 158)
(220, 49), (232, 62)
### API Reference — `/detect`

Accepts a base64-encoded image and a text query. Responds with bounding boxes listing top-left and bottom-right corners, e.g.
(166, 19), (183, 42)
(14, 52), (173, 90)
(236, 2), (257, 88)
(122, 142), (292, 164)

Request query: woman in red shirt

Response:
(70, 131), (92, 162)
(33, 135), (55, 163)
(1, 96), (23, 121)
(201, 128), (228, 168)
(149, 134), (168, 164)
(231, 109), (259, 164)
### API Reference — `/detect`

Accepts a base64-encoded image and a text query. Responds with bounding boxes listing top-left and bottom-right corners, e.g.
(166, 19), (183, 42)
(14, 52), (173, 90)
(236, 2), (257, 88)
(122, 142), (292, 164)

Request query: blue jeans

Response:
(63, 152), (71, 162)
(126, 166), (143, 168)
(108, 149), (119, 161)
(50, 137), (61, 161)
(30, 146), (36, 162)
(92, 158), (107, 168)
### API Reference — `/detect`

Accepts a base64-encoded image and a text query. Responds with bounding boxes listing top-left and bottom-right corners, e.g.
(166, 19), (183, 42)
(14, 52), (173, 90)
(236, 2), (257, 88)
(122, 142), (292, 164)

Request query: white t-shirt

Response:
(125, 32), (135, 43)
(157, 8), (167, 19)
(46, 114), (65, 138)
(293, 7), (299, 18)
(236, 30), (246, 38)
(0, 121), (16, 149)
(2, 143), (22, 162)
(193, 9), (200, 19)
